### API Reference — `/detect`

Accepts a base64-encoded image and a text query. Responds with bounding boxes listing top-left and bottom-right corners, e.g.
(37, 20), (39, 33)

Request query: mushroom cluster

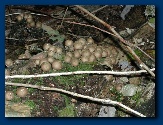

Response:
(16, 13), (42, 28)
(34, 43), (63, 72)
(64, 38), (119, 67)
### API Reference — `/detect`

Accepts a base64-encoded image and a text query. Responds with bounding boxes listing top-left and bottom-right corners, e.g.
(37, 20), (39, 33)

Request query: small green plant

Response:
(24, 100), (37, 110)
(58, 95), (76, 117)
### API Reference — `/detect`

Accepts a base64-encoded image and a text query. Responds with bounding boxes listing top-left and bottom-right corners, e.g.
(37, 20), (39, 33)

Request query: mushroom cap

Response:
(87, 37), (94, 44)
(82, 49), (91, 57)
(94, 50), (102, 59)
(5, 69), (11, 76)
(74, 41), (83, 50)
(47, 57), (54, 63)
(36, 22), (42, 28)
(48, 46), (57, 52)
(56, 47), (62, 54)
(78, 38), (86, 46)
(43, 43), (52, 51)
(74, 50), (81, 58)
(64, 55), (71, 63)
(29, 21), (35, 27)
(41, 62), (51, 72)
(39, 58), (48, 65)
(65, 40), (73, 47)
(5, 59), (13, 67)
(102, 50), (108, 57)
(81, 56), (89, 63)
(48, 51), (55, 57)
(5, 91), (14, 100)
(52, 60), (62, 70)
(71, 58), (79, 67)
(26, 18), (33, 23)
(17, 15), (23, 21)
(88, 54), (96, 62)
(66, 52), (73, 57)
(16, 87), (28, 98)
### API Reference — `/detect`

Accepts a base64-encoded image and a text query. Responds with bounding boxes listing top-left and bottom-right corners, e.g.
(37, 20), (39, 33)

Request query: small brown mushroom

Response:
(43, 43), (51, 51)
(41, 62), (51, 72)
(82, 49), (91, 57)
(87, 37), (94, 44)
(71, 58), (79, 67)
(49, 46), (57, 52)
(81, 56), (89, 63)
(74, 50), (81, 58)
(65, 40), (73, 47)
(5, 69), (11, 76)
(39, 58), (48, 65)
(78, 38), (86, 46)
(5, 59), (13, 67)
(47, 57), (54, 63)
(64, 55), (71, 63)
(36, 22), (42, 28)
(29, 21), (35, 27)
(16, 15), (23, 21)
(88, 54), (96, 62)
(74, 41), (83, 50)
(5, 91), (14, 100)
(16, 87), (28, 98)
(52, 60), (62, 70)
(48, 51), (55, 57)
(94, 50), (102, 59)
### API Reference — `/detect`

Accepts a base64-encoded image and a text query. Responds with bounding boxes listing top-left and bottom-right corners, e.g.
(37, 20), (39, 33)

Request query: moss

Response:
(24, 100), (37, 110)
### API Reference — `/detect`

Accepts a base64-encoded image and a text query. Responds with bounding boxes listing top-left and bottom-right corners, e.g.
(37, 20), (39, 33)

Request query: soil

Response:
(5, 5), (155, 117)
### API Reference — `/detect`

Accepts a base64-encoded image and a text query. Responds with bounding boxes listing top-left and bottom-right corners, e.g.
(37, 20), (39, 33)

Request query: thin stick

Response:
(75, 5), (155, 77)
(5, 68), (155, 79)
(5, 82), (146, 117)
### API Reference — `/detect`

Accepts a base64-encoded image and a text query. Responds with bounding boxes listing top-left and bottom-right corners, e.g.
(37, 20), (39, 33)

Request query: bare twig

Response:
(5, 82), (146, 117)
(75, 5), (155, 77)
(5, 68), (155, 79)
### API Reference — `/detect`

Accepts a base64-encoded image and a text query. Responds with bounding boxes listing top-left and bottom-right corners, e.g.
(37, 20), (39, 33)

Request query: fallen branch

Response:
(5, 68), (155, 79)
(75, 5), (155, 77)
(5, 82), (146, 117)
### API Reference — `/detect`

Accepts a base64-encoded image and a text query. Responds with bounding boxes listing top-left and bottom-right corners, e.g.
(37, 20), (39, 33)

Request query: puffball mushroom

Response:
(36, 22), (42, 28)
(5, 69), (11, 76)
(74, 41), (83, 50)
(43, 43), (52, 51)
(81, 56), (89, 63)
(94, 50), (102, 59)
(64, 55), (71, 63)
(47, 57), (54, 63)
(5, 59), (13, 67)
(65, 40), (73, 47)
(87, 37), (94, 44)
(71, 58), (79, 67)
(29, 21), (35, 27)
(35, 59), (40, 65)
(39, 58), (48, 65)
(74, 50), (81, 58)
(41, 62), (51, 72)
(16, 87), (28, 98)
(49, 46), (57, 52)
(48, 51), (55, 57)
(102, 50), (108, 57)
(26, 18), (33, 23)
(66, 52), (73, 57)
(17, 15), (23, 21)
(82, 49), (91, 57)
(5, 91), (14, 100)
(56, 47), (62, 54)
(78, 38), (86, 46)
(88, 54), (96, 62)
(52, 60), (62, 70)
